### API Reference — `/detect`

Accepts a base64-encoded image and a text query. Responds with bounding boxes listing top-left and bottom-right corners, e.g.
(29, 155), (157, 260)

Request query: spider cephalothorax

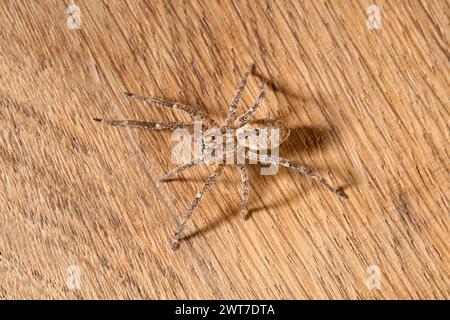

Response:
(94, 63), (348, 250)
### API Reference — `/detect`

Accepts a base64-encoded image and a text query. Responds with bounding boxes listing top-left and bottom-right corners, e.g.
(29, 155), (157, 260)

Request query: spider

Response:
(94, 63), (348, 250)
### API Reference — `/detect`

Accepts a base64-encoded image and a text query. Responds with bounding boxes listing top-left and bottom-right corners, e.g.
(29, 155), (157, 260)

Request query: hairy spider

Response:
(94, 63), (348, 250)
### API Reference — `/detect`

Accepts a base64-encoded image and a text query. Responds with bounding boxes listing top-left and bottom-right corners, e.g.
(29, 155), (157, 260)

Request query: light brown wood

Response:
(0, 0), (448, 299)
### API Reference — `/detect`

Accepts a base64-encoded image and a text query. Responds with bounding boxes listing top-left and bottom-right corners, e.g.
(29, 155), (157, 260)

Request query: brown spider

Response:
(94, 63), (348, 250)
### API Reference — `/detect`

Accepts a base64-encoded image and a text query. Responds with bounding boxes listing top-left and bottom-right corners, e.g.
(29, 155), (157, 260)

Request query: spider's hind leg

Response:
(171, 164), (225, 250)
(258, 154), (348, 199)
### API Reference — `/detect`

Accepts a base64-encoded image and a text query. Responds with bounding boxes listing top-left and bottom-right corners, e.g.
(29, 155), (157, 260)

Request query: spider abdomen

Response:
(235, 119), (290, 150)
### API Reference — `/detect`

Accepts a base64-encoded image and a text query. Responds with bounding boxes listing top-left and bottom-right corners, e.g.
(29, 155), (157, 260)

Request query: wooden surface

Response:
(0, 0), (448, 299)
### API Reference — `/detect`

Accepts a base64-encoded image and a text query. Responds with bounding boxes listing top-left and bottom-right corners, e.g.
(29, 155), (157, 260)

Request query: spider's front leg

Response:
(157, 157), (204, 185)
(93, 118), (194, 130)
(171, 164), (225, 250)
(224, 63), (254, 126)
(235, 82), (268, 128)
(123, 92), (218, 126)
(158, 139), (224, 185)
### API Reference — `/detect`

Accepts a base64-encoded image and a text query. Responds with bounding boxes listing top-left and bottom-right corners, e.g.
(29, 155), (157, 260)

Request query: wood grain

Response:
(0, 0), (448, 299)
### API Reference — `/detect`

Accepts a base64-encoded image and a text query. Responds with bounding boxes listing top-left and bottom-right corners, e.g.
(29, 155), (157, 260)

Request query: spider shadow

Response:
(282, 125), (333, 157)
(183, 209), (236, 243)
(252, 69), (327, 116)
(253, 70), (304, 100)
(247, 124), (349, 216)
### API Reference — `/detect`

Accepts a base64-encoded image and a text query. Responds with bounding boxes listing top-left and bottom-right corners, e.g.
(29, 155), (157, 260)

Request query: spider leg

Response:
(93, 118), (194, 130)
(237, 164), (250, 220)
(124, 92), (218, 126)
(172, 164), (225, 250)
(158, 158), (203, 184)
(235, 82), (268, 128)
(256, 154), (348, 199)
(224, 63), (254, 126)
